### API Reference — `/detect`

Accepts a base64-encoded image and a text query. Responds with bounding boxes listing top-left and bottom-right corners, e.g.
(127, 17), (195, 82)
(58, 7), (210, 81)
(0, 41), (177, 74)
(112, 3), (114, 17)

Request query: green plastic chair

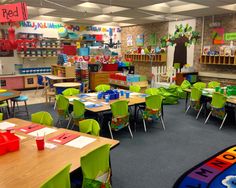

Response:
(62, 88), (80, 96)
(95, 84), (110, 92)
(40, 164), (71, 188)
(208, 81), (220, 89)
(67, 99), (85, 129)
(81, 144), (111, 188)
(185, 87), (203, 119)
(108, 100), (133, 139)
(31, 111), (54, 126)
(55, 94), (69, 127)
(0, 101), (9, 118)
(181, 80), (191, 90)
(204, 92), (228, 130)
(129, 85), (141, 93)
(79, 119), (100, 136)
(142, 95), (165, 132)
(193, 82), (206, 90)
(0, 113), (3, 121)
(145, 88), (160, 95)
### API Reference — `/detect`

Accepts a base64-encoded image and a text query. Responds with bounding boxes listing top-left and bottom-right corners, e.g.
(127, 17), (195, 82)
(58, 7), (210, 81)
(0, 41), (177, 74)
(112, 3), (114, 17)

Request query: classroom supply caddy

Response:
(102, 90), (119, 100)
(0, 132), (20, 155)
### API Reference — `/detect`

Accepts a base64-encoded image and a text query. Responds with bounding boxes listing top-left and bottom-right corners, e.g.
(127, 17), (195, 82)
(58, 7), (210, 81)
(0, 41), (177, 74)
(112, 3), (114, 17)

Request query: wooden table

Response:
(46, 75), (76, 81)
(0, 118), (119, 188)
(0, 89), (21, 116)
(53, 82), (81, 94)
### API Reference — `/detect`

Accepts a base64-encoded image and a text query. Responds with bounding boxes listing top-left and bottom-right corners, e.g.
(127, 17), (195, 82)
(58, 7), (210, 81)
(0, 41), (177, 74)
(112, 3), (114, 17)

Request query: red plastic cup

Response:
(36, 136), (45, 150)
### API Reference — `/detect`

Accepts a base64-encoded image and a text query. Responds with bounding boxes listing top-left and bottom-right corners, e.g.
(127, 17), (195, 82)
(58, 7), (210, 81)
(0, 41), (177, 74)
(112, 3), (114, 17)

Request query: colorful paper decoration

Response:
(149, 33), (157, 46)
(211, 28), (224, 44)
(224, 32), (236, 41)
(136, 34), (144, 46)
(0, 2), (28, 23)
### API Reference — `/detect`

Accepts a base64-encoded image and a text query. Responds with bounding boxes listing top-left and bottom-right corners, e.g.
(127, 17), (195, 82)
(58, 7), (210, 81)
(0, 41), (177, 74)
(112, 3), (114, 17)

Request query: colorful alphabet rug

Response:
(174, 145), (236, 188)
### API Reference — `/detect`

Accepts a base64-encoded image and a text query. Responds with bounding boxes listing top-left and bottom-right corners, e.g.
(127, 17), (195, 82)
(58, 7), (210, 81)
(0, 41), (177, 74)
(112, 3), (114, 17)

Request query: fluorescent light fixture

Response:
(103, 6), (129, 14)
(61, 18), (76, 22)
(36, 15), (61, 22)
(219, 4), (236, 11)
(119, 23), (136, 27)
(171, 3), (208, 13)
(86, 15), (112, 22)
(144, 15), (165, 20)
(78, 2), (101, 9)
(112, 16), (132, 22)
(139, 3), (170, 13)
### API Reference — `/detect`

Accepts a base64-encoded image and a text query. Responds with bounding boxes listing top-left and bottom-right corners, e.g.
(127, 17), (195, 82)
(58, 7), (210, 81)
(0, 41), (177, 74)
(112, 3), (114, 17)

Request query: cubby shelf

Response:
(200, 55), (236, 65)
(124, 54), (167, 63)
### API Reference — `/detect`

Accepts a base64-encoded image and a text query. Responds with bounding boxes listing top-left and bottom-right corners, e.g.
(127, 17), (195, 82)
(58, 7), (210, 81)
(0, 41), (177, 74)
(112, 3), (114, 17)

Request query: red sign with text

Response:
(0, 2), (28, 23)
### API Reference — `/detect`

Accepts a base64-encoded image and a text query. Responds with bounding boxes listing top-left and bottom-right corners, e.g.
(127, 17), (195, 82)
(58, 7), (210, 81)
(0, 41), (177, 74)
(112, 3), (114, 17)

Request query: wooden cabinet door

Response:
(24, 76), (37, 88)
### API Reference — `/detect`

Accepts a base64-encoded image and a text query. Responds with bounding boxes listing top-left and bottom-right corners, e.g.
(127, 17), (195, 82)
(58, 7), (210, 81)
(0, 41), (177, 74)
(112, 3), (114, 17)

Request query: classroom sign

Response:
(0, 2), (28, 23)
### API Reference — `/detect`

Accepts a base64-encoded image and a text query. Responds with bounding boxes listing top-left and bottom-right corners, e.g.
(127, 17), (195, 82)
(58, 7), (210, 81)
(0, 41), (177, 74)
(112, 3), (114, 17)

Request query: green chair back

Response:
(193, 82), (206, 90)
(79, 119), (100, 136)
(190, 87), (202, 101)
(145, 88), (159, 95)
(146, 95), (163, 110)
(0, 113), (3, 121)
(81, 144), (110, 187)
(56, 94), (69, 118)
(211, 92), (227, 109)
(180, 80), (191, 90)
(208, 81), (220, 89)
(95, 84), (110, 92)
(40, 164), (71, 188)
(62, 88), (80, 96)
(31, 111), (54, 126)
(73, 100), (85, 118)
(110, 100), (129, 117)
(129, 85), (141, 92)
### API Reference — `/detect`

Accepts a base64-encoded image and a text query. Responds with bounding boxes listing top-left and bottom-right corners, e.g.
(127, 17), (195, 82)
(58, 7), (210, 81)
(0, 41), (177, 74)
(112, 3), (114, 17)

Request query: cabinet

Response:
(51, 65), (75, 78)
(200, 55), (236, 65)
(24, 76), (37, 88)
(90, 71), (118, 91)
(0, 76), (24, 89)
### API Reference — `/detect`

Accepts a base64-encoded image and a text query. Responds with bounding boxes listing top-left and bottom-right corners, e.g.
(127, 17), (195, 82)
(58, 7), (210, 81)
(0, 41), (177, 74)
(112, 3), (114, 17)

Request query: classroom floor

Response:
(15, 91), (236, 188)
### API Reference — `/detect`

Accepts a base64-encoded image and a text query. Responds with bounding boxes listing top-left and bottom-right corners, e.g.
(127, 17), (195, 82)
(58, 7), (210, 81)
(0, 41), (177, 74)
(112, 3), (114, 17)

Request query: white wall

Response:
(167, 19), (196, 68)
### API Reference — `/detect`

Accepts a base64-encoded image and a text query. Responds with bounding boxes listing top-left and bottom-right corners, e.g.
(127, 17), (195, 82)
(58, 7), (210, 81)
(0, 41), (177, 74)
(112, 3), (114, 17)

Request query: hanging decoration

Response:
(104, 28), (121, 48)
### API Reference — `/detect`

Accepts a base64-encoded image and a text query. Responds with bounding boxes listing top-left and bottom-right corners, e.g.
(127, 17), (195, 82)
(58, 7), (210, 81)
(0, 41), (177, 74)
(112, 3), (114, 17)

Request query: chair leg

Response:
(108, 121), (114, 139)
(127, 124), (133, 139)
(204, 111), (212, 125)
(12, 101), (16, 117)
(142, 118), (147, 132)
(185, 105), (191, 115)
(66, 117), (72, 129)
(71, 123), (75, 130)
(160, 115), (165, 130)
(219, 113), (228, 130)
(196, 104), (203, 120)
(24, 101), (29, 119)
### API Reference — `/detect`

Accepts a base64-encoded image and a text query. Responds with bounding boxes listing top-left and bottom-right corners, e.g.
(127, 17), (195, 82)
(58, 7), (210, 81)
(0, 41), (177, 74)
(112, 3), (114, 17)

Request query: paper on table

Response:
(89, 98), (97, 102)
(130, 92), (140, 96)
(87, 93), (97, 97)
(28, 127), (57, 137)
(101, 102), (109, 105)
(45, 142), (57, 149)
(0, 122), (16, 130)
(84, 101), (95, 107)
(65, 136), (96, 149)
(15, 134), (26, 140)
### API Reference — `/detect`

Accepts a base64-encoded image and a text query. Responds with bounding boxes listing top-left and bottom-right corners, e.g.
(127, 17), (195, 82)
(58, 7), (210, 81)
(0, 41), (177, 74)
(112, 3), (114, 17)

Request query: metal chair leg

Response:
(204, 111), (212, 125)
(160, 115), (165, 130)
(185, 105), (191, 115)
(219, 113), (228, 130)
(128, 124), (133, 139)
(108, 121), (113, 139)
(24, 101), (29, 119)
(142, 118), (147, 132)
(196, 104), (203, 119)
(66, 117), (72, 129)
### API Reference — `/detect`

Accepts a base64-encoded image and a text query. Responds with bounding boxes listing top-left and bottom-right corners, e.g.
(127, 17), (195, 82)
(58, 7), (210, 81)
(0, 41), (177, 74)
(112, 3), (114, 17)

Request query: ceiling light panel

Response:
(219, 3), (236, 11)
(144, 15), (166, 20)
(103, 6), (129, 14)
(139, 3), (170, 13)
(170, 3), (208, 13)
(78, 2), (102, 9)
(85, 15), (112, 22)
(112, 16), (132, 22)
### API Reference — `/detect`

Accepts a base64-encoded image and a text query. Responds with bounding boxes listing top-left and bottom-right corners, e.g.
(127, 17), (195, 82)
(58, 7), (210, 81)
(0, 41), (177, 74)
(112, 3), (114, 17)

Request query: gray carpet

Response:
(18, 100), (236, 188)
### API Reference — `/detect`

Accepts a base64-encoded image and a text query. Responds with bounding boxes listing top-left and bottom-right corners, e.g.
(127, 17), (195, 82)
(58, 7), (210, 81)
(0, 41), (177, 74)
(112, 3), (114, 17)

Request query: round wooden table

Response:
(53, 82), (81, 94)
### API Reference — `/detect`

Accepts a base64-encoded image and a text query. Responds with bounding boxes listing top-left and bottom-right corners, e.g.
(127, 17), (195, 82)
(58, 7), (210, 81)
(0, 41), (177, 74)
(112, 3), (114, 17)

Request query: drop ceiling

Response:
(1, 0), (236, 26)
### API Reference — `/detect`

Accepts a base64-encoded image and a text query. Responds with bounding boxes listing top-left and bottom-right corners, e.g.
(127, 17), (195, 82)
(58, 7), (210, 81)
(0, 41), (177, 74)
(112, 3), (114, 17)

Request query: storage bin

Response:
(79, 48), (90, 56)
(95, 34), (103, 41)
(0, 132), (20, 155)
(102, 64), (118, 71)
(102, 90), (119, 100)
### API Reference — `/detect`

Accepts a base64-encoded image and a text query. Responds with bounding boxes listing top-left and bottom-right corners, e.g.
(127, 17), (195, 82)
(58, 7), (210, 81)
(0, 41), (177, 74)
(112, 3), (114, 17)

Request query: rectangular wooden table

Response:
(0, 118), (119, 188)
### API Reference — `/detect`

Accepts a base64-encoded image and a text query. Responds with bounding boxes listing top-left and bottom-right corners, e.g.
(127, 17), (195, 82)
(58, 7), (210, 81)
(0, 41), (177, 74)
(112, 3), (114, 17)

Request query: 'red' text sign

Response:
(0, 2), (28, 23)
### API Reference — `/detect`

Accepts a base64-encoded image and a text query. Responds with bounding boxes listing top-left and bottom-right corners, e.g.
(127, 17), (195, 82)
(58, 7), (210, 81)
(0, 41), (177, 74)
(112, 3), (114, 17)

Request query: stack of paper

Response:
(65, 136), (96, 149)
(28, 127), (57, 136)
(0, 122), (16, 130)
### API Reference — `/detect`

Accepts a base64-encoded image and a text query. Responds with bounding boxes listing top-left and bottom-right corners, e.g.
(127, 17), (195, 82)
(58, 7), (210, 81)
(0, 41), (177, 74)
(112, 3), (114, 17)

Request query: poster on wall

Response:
(0, 29), (14, 57)
(136, 34), (144, 46)
(149, 33), (157, 46)
(127, 35), (133, 46)
(211, 28), (224, 44)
